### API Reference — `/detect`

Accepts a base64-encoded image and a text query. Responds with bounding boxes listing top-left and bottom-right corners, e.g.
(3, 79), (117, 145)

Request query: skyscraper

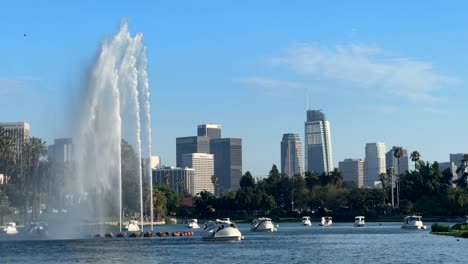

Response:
(197, 124), (221, 140)
(339, 159), (364, 187)
(304, 110), (333, 173)
(176, 136), (210, 167)
(386, 146), (409, 175)
(210, 138), (242, 193)
(364, 142), (386, 187)
(281, 133), (303, 176)
(182, 153), (214, 194)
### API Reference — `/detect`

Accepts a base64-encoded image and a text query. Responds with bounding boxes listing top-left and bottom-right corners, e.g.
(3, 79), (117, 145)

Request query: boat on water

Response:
(203, 218), (244, 241)
(2, 222), (19, 235)
(354, 216), (365, 227)
(302, 216), (312, 226)
(401, 215), (426, 230)
(186, 219), (200, 229)
(24, 222), (48, 236)
(124, 220), (140, 232)
(320, 216), (333, 226)
(250, 217), (278, 232)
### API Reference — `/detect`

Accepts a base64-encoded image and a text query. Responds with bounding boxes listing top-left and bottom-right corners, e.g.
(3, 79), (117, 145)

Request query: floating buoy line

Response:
(92, 231), (194, 238)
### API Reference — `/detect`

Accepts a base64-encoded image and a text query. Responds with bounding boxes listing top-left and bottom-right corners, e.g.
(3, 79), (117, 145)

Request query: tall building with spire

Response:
(304, 110), (333, 173)
(281, 133), (303, 176)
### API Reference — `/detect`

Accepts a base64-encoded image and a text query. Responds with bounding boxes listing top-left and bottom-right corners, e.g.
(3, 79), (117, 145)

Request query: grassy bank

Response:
(431, 223), (468, 238)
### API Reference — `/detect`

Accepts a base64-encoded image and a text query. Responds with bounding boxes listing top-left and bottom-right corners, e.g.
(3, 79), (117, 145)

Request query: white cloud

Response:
(237, 76), (305, 89)
(268, 44), (461, 103)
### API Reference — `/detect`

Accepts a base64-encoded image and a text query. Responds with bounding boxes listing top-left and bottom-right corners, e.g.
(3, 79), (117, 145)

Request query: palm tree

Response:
(30, 137), (47, 221)
(393, 147), (403, 208)
(455, 153), (468, 189)
(410, 151), (421, 171)
(211, 175), (218, 196)
(379, 172), (387, 190)
(304, 171), (319, 191)
(0, 135), (16, 193)
(379, 172), (388, 205)
(164, 173), (170, 187)
(330, 168), (344, 186)
(0, 132), (16, 225)
(176, 179), (184, 195)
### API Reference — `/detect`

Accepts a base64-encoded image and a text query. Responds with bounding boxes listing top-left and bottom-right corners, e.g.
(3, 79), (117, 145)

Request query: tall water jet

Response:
(137, 44), (153, 231)
(69, 21), (151, 237)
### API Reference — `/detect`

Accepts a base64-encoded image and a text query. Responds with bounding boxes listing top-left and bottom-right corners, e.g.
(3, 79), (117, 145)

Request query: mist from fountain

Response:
(64, 21), (152, 237)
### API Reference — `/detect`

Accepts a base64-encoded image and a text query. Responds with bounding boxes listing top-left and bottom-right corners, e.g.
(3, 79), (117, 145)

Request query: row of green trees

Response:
(189, 152), (468, 218)
(0, 126), (48, 225)
(193, 165), (387, 218)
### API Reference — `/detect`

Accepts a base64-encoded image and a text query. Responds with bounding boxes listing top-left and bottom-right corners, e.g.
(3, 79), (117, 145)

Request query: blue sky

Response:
(0, 1), (467, 176)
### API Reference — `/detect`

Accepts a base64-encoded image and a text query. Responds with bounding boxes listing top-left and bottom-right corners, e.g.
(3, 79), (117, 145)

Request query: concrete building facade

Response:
(182, 153), (214, 194)
(0, 122), (30, 155)
(152, 166), (195, 195)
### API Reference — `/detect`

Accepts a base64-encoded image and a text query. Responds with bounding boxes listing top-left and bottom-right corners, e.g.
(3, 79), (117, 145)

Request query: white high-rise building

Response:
(182, 153), (214, 194)
(364, 142), (387, 187)
(281, 133), (303, 176)
(304, 110), (333, 173)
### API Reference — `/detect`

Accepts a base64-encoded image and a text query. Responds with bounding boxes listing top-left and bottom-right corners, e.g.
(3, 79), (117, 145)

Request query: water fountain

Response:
(69, 21), (152, 237)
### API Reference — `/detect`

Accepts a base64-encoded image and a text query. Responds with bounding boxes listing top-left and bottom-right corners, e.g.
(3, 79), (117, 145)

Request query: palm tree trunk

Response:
(3, 158), (7, 194)
(33, 163), (39, 221)
(1, 158), (7, 225)
(397, 158), (400, 208)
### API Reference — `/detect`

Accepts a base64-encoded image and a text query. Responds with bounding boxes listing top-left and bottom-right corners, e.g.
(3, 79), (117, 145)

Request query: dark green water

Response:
(0, 222), (466, 263)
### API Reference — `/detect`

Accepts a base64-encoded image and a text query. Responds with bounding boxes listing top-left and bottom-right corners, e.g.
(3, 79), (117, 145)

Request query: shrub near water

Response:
(431, 223), (450, 232)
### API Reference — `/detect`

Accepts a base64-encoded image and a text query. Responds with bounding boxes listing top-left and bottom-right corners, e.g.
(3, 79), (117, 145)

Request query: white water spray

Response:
(71, 21), (152, 236)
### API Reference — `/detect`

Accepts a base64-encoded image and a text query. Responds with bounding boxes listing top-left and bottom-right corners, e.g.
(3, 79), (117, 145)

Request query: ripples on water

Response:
(0, 222), (466, 264)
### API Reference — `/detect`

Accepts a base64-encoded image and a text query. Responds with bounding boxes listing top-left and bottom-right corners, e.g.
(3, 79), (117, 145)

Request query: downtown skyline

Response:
(0, 1), (467, 176)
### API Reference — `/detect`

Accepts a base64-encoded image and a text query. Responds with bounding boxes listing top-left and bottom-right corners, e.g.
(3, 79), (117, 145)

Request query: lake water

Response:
(1, 222), (466, 263)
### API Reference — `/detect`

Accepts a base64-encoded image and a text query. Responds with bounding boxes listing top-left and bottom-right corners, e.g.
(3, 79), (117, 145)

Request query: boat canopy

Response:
(355, 216), (365, 220)
(405, 216), (422, 221)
